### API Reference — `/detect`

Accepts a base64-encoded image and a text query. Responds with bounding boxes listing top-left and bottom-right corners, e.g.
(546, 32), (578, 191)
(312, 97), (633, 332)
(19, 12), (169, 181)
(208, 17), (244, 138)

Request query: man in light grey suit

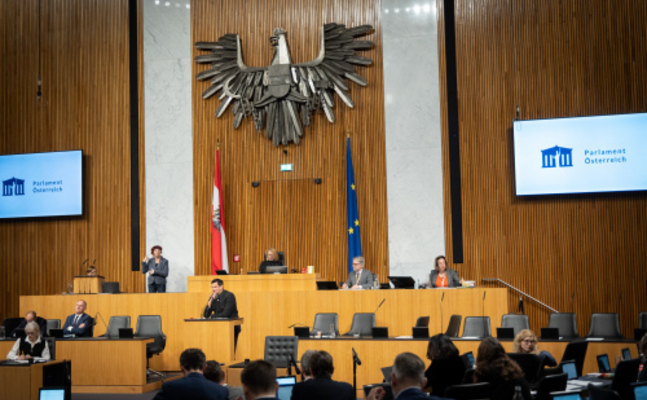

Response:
(342, 256), (375, 289)
(142, 245), (169, 293)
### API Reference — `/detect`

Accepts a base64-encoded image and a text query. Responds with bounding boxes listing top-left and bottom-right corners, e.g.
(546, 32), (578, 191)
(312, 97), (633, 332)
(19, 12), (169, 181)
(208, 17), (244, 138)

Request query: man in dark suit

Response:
(203, 278), (241, 348)
(290, 350), (354, 400)
(241, 360), (279, 400)
(341, 256), (375, 289)
(11, 310), (48, 337)
(153, 348), (228, 400)
(62, 300), (93, 337)
(366, 352), (452, 400)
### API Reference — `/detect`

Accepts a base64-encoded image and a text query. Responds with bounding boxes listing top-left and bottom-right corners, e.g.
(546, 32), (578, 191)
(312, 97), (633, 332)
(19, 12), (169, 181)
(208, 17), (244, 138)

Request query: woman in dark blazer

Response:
(428, 255), (461, 288)
(424, 334), (466, 396)
(474, 337), (532, 400)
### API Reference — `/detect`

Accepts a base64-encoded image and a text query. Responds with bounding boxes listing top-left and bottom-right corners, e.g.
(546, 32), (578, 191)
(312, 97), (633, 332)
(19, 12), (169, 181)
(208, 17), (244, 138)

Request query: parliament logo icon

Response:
(541, 146), (573, 168)
(2, 177), (26, 196)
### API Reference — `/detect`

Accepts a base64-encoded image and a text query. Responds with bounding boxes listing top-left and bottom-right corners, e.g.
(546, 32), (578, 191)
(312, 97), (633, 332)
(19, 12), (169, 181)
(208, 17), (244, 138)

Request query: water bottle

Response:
(329, 324), (336, 338)
(373, 275), (379, 290)
(512, 386), (523, 400)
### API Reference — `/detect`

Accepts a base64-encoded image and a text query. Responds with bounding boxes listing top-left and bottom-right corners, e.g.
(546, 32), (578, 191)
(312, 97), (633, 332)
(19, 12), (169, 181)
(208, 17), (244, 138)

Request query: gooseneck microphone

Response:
(352, 347), (362, 365)
(289, 354), (301, 375)
(374, 298), (386, 313)
(440, 292), (445, 331)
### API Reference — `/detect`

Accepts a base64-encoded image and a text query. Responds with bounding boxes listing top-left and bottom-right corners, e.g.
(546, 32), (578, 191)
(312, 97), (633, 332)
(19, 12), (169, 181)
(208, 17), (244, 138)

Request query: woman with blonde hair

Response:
(512, 329), (556, 367)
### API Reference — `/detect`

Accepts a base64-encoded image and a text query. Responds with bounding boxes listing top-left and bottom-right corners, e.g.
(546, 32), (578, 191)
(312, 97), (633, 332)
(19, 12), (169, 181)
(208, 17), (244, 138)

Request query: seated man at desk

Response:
(341, 256), (375, 289)
(7, 321), (51, 361)
(258, 247), (283, 273)
(62, 300), (92, 337)
(11, 310), (48, 337)
(203, 279), (241, 347)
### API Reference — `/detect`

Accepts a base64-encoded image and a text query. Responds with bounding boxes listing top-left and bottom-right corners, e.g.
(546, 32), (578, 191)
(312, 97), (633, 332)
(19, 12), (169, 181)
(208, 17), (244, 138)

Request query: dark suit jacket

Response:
(12, 317), (48, 337)
(429, 268), (461, 288)
(424, 355), (466, 396)
(345, 269), (375, 289)
(290, 376), (354, 400)
(203, 290), (239, 319)
(62, 313), (93, 337)
(142, 257), (169, 285)
(396, 387), (452, 400)
(153, 372), (228, 400)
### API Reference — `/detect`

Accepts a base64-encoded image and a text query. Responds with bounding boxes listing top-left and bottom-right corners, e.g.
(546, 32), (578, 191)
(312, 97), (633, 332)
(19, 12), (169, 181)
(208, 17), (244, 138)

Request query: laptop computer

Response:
(381, 366), (392, 382)
(621, 347), (632, 360)
(48, 329), (64, 339)
(541, 327), (560, 340)
(497, 327), (515, 339)
(293, 327), (309, 338)
(387, 276), (415, 289)
(550, 390), (583, 400)
(372, 327), (389, 339)
(119, 328), (134, 339)
(316, 281), (339, 290)
(461, 351), (476, 369)
(264, 266), (288, 274)
(560, 360), (578, 380)
(597, 354), (611, 373)
(276, 376), (297, 400)
(412, 327), (429, 339)
(39, 387), (66, 400)
(364, 383), (394, 400)
(632, 381), (647, 400)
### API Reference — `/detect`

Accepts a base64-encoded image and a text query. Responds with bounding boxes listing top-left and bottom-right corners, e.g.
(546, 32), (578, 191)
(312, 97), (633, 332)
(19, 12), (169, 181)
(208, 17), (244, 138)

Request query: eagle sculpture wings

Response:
(194, 23), (374, 146)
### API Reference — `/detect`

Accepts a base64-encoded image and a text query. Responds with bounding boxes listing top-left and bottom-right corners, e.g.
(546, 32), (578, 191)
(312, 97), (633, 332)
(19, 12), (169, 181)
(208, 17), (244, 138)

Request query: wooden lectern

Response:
(182, 318), (244, 364)
(73, 275), (105, 294)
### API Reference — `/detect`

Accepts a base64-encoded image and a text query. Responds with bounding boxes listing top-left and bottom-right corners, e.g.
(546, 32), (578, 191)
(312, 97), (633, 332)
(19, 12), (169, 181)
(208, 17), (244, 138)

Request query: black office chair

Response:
(508, 353), (542, 385)
(43, 337), (56, 360)
(102, 282), (121, 294)
(264, 251), (285, 265)
(444, 382), (492, 400)
(501, 314), (530, 336)
(548, 313), (579, 339)
(588, 384), (622, 400)
(610, 358), (641, 400)
(311, 313), (339, 337)
(560, 341), (588, 377)
(639, 312), (647, 329)
(445, 315), (462, 337)
(461, 317), (491, 338)
(343, 313), (376, 337)
(135, 315), (166, 377)
(264, 336), (298, 368)
(102, 316), (131, 339)
(415, 316), (430, 327)
(587, 313), (623, 339)
(46, 319), (61, 336)
(534, 373), (567, 400)
(3, 317), (24, 337)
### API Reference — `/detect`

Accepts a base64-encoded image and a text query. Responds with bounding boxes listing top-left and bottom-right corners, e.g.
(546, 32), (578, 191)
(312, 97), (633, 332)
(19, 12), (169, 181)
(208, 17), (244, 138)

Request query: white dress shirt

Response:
(7, 336), (51, 361)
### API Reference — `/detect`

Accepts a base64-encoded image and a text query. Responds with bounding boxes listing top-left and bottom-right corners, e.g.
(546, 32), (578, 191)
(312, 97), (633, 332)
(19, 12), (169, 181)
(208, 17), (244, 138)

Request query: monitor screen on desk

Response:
(264, 266), (288, 274)
(276, 376), (296, 400)
(39, 388), (65, 400)
(560, 361), (578, 380)
(597, 354), (611, 373)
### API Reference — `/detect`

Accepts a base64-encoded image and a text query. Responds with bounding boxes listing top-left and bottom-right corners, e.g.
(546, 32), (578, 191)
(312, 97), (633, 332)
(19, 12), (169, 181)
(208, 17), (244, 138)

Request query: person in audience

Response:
(290, 350), (354, 400)
(258, 248), (283, 273)
(341, 256), (375, 289)
(7, 321), (51, 361)
(512, 329), (557, 367)
(300, 349), (318, 381)
(474, 337), (531, 400)
(142, 245), (169, 293)
(204, 360), (244, 400)
(203, 279), (241, 348)
(428, 255), (461, 288)
(62, 300), (92, 337)
(153, 349), (228, 400)
(638, 333), (647, 382)
(86, 266), (98, 276)
(424, 334), (466, 395)
(11, 310), (48, 337)
(241, 360), (279, 400)
(367, 352), (452, 400)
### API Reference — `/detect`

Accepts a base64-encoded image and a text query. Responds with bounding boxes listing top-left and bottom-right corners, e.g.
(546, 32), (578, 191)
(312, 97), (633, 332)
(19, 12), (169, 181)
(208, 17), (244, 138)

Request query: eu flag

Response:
(346, 137), (362, 272)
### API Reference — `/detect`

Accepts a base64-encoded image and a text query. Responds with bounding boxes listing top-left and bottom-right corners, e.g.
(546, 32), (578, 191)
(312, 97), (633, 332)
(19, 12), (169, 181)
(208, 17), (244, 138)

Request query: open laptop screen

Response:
(633, 382), (647, 400)
(560, 361), (578, 380)
(597, 354), (611, 373)
(276, 376), (297, 400)
(39, 388), (65, 400)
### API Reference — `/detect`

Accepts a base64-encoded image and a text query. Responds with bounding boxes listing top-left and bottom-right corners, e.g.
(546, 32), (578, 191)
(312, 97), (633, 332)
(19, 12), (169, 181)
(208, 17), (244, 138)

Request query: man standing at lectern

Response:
(203, 279), (241, 348)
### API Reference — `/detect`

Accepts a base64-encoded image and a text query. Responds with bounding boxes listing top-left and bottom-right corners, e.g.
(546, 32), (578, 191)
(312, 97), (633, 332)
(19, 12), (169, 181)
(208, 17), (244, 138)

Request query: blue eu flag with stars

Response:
(346, 137), (362, 272)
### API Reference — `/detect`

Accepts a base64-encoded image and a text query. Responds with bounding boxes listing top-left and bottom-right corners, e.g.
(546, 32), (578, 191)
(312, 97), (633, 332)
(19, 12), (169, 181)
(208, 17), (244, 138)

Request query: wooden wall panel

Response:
(191, 1), (388, 283)
(438, 0), (647, 337)
(0, 0), (146, 321)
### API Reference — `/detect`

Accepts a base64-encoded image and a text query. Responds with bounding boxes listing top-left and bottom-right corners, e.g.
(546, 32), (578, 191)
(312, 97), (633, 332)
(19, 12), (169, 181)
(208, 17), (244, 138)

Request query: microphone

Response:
(93, 312), (108, 330)
(482, 291), (489, 337)
(518, 297), (525, 314)
(374, 298), (386, 313)
(440, 292), (445, 332)
(289, 354), (301, 375)
(352, 347), (362, 365)
(482, 291), (486, 316)
(288, 323), (307, 329)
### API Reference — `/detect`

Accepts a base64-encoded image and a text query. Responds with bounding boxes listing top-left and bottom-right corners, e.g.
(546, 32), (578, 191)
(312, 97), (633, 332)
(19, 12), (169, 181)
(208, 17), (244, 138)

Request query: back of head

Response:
(241, 360), (276, 397)
(180, 348), (206, 372)
(309, 350), (335, 378)
(475, 337), (523, 381)
(392, 352), (426, 386)
(427, 334), (459, 361)
(204, 360), (224, 383)
(301, 349), (318, 377)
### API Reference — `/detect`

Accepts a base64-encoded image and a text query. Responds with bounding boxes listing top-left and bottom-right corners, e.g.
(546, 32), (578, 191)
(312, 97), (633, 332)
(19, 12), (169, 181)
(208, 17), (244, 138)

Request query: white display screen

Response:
(513, 113), (647, 196)
(0, 150), (83, 218)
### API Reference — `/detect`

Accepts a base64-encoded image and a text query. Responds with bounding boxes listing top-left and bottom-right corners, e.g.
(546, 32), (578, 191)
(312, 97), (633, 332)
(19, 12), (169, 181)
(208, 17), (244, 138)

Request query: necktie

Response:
(74, 315), (79, 326)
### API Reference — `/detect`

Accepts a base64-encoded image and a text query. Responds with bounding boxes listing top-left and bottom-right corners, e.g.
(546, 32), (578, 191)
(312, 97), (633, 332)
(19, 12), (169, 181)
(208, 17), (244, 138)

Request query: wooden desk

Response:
(187, 274), (318, 293)
(73, 276), (105, 294)
(183, 319), (244, 364)
(0, 360), (65, 400)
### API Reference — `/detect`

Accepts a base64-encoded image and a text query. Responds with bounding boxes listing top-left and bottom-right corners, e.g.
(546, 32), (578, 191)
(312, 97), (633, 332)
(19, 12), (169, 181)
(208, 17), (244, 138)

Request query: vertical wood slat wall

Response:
(191, 0), (389, 284)
(437, 0), (647, 336)
(0, 0), (146, 321)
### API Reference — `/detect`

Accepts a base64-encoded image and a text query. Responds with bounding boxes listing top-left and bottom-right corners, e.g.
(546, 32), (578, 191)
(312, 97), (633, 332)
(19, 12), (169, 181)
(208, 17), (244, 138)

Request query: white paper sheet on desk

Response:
(395, 336), (413, 339)
(586, 338), (605, 341)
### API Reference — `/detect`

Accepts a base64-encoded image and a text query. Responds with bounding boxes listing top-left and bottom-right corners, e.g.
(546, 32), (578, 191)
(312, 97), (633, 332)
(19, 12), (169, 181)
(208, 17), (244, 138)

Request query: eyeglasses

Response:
(25, 331), (37, 336)
(522, 339), (536, 344)
(352, 263), (361, 266)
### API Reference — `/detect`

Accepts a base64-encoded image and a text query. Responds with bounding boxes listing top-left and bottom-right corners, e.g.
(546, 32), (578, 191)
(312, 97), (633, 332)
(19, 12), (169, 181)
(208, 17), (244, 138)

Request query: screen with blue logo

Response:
(513, 113), (647, 196)
(0, 150), (82, 219)
(276, 376), (296, 400)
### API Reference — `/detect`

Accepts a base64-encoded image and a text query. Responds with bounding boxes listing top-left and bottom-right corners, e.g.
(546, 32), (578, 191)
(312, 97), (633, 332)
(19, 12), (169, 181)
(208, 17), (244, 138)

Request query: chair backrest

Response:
(610, 358), (641, 400)
(461, 317), (491, 338)
(102, 282), (120, 294)
(43, 336), (56, 360)
(3, 317), (24, 336)
(588, 383), (622, 400)
(508, 353), (542, 384)
(345, 313), (376, 337)
(106, 316), (131, 339)
(312, 313), (339, 336)
(264, 336), (298, 367)
(445, 315), (462, 337)
(415, 316), (430, 327)
(46, 319), (61, 335)
(534, 373), (567, 400)
(560, 341), (588, 377)
(264, 251), (285, 265)
(135, 315), (166, 350)
(640, 312), (647, 329)
(548, 313), (579, 339)
(587, 313), (623, 339)
(444, 382), (492, 400)
(501, 314), (530, 336)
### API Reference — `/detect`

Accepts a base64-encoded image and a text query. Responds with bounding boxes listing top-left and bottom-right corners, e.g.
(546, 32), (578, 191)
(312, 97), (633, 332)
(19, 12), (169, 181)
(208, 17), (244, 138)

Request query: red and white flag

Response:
(211, 150), (229, 273)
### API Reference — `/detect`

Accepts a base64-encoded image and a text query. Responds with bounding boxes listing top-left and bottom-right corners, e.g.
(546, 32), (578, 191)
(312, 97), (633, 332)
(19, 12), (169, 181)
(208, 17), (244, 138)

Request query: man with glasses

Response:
(6, 321), (51, 361)
(341, 256), (375, 289)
